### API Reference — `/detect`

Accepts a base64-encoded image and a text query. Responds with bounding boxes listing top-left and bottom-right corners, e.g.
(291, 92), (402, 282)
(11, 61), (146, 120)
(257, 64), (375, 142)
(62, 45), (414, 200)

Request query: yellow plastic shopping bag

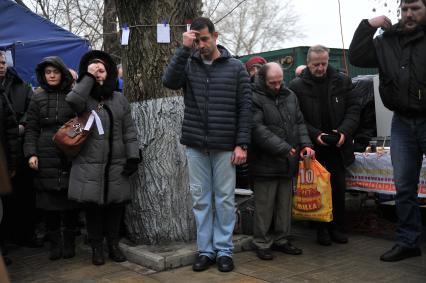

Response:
(292, 158), (333, 222)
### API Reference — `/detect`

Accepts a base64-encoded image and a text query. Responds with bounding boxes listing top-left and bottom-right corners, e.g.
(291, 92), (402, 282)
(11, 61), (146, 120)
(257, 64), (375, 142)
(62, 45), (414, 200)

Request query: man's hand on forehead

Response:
(182, 30), (200, 48)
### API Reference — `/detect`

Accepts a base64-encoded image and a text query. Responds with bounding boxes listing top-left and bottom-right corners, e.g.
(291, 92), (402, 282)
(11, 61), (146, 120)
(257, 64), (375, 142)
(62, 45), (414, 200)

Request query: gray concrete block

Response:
(121, 235), (254, 271)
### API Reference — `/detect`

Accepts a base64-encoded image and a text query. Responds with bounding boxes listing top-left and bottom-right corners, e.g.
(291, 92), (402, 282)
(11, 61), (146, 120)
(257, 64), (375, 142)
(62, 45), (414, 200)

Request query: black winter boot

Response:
(62, 229), (76, 259)
(108, 241), (126, 262)
(91, 242), (105, 265)
(48, 230), (62, 260)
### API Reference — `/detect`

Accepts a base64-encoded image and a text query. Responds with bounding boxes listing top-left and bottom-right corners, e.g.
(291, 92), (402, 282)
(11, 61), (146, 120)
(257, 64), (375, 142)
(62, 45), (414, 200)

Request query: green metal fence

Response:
(238, 46), (378, 85)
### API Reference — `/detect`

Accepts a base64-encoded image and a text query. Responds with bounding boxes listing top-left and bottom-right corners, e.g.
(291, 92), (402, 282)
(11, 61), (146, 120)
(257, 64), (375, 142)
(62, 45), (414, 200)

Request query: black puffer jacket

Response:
(289, 66), (360, 166)
(349, 20), (426, 117)
(162, 45), (252, 150)
(250, 78), (312, 178)
(24, 57), (74, 191)
(0, 68), (32, 171)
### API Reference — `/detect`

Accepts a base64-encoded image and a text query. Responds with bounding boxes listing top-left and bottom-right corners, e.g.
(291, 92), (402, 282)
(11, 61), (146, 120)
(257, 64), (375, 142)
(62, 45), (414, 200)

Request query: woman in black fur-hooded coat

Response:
(66, 50), (139, 266)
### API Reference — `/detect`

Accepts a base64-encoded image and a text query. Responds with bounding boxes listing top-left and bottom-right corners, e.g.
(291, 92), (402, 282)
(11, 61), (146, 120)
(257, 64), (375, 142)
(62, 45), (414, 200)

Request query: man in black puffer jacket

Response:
(349, 0), (426, 262)
(250, 62), (314, 261)
(162, 17), (251, 273)
(289, 45), (360, 247)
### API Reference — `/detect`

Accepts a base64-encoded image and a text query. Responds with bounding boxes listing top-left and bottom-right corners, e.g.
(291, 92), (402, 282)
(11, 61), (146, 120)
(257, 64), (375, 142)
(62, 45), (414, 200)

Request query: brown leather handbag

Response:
(52, 112), (92, 157)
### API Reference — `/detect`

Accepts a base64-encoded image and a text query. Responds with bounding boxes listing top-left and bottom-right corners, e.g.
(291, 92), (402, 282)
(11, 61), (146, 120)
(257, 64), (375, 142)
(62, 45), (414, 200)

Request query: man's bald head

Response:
(260, 62), (284, 94)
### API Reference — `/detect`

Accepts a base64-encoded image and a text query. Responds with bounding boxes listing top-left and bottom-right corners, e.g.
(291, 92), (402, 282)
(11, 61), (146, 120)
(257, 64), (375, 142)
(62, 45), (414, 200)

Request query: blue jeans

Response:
(391, 114), (426, 248)
(186, 147), (236, 259)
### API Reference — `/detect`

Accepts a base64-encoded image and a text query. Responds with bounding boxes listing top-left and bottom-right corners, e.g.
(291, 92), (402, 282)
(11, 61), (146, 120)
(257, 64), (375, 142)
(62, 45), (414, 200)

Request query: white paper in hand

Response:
(121, 26), (130, 45)
(157, 24), (171, 43)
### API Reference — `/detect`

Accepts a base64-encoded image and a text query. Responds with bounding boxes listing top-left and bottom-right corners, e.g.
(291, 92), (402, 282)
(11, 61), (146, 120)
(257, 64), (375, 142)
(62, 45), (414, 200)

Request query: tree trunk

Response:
(115, 0), (202, 244)
(103, 0), (120, 60)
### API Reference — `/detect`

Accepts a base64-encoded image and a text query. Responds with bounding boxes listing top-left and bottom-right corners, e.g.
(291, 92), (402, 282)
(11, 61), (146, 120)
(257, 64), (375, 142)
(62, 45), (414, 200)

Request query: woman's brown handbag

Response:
(52, 112), (92, 157)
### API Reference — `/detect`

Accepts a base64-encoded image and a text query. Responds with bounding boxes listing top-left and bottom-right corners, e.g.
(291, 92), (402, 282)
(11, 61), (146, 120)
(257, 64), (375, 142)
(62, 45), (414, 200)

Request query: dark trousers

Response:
(252, 178), (293, 249)
(316, 147), (347, 230)
(0, 163), (37, 244)
(85, 204), (124, 245)
(46, 210), (79, 232)
(391, 114), (426, 248)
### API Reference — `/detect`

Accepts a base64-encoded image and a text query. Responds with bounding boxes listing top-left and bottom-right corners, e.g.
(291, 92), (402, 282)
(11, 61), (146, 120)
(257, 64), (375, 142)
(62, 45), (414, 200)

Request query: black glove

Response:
(121, 158), (139, 176)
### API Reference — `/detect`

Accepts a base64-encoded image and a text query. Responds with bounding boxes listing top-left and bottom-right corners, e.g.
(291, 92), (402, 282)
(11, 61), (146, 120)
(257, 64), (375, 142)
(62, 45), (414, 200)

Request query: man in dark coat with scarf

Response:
(289, 45), (360, 247)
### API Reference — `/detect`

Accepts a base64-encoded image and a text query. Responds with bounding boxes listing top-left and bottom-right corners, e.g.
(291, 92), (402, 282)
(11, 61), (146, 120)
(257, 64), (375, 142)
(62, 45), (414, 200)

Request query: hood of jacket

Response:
(190, 44), (232, 63)
(3, 67), (24, 85)
(35, 56), (73, 93)
(77, 50), (117, 100)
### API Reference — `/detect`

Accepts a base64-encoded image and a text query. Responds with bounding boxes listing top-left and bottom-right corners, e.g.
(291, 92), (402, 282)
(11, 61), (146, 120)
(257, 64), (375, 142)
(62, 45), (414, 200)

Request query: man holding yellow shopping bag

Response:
(289, 45), (360, 246)
(250, 63), (314, 260)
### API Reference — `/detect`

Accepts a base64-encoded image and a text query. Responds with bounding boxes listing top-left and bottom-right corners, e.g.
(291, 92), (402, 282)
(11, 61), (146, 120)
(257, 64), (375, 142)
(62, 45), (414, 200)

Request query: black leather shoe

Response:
(256, 249), (274, 260)
(92, 245), (105, 266)
(330, 229), (348, 244)
(217, 256), (234, 272)
(380, 245), (422, 262)
(108, 243), (127, 262)
(272, 242), (303, 255)
(317, 228), (332, 246)
(192, 255), (214, 272)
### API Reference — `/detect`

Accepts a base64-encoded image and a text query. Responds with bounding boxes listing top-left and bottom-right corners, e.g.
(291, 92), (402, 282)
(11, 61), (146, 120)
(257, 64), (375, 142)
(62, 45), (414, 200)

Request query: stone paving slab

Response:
(6, 225), (426, 283)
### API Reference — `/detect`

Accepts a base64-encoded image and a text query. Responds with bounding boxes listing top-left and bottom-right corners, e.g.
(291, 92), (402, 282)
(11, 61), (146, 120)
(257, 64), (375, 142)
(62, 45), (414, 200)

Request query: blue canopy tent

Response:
(0, 0), (90, 85)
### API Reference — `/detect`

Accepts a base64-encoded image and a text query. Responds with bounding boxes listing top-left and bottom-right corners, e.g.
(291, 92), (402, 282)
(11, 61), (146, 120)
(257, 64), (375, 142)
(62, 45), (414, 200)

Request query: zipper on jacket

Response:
(202, 65), (211, 148)
(55, 92), (59, 122)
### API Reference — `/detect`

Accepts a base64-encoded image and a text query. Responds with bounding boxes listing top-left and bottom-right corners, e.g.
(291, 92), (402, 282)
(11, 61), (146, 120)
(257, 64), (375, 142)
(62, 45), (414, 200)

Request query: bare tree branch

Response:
(204, 0), (304, 55)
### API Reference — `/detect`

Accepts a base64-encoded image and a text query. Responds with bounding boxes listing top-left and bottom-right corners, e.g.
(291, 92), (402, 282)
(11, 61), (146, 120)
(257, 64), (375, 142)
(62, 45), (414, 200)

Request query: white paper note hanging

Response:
(157, 23), (171, 43)
(121, 26), (130, 46)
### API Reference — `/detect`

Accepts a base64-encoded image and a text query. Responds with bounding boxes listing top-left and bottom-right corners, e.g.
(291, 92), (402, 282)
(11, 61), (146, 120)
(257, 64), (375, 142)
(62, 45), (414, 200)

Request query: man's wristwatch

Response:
(239, 144), (249, 151)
